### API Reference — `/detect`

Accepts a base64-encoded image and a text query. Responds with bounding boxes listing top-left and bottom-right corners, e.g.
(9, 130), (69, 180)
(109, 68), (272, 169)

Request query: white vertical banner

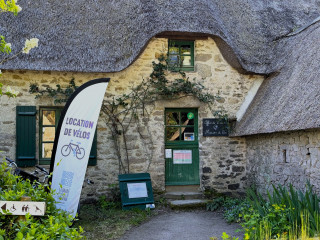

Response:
(50, 78), (109, 218)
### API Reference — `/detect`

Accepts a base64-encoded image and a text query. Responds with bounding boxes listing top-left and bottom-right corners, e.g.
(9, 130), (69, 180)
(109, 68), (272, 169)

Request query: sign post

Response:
(0, 199), (46, 217)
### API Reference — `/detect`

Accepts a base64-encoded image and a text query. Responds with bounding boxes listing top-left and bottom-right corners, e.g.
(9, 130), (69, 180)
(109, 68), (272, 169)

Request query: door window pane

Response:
(166, 127), (180, 141)
(165, 109), (197, 143)
(166, 112), (179, 125)
(181, 112), (194, 125)
(182, 127), (195, 141)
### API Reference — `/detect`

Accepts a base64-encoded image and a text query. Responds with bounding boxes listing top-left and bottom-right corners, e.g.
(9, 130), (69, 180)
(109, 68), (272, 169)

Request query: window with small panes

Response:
(168, 40), (194, 71)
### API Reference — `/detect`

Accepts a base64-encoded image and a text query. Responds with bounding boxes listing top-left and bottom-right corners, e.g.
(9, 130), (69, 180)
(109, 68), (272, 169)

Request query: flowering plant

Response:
(0, 0), (39, 97)
(22, 38), (39, 54)
(0, 0), (22, 15)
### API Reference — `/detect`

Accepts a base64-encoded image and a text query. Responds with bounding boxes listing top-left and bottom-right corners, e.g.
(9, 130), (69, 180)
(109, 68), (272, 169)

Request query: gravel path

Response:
(120, 210), (243, 240)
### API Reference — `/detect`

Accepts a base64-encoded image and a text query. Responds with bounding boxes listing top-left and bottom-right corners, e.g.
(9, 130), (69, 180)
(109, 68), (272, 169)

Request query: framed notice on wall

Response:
(203, 118), (229, 136)
(173, 150), (192, 164)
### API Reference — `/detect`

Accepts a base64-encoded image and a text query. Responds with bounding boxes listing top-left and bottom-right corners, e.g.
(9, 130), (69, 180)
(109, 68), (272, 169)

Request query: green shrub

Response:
(206, 196), (249, 223)
(206, 196), (225, 211)
(241, 203), (292, 239)
(0, 161), (84, 239)
(224, 199), (250, 223)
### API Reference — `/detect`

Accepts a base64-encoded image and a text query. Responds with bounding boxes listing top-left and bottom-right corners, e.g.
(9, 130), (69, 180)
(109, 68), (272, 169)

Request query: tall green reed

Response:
(245, 182), (320, 239)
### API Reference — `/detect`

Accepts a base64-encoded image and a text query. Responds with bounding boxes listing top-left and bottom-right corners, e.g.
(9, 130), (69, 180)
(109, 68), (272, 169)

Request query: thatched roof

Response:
(1, 0), (319, 74)
(233, 22), (320, 136)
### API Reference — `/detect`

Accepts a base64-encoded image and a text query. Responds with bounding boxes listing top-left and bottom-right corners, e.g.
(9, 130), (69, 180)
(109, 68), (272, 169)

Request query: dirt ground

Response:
(119, 210), (243, 240)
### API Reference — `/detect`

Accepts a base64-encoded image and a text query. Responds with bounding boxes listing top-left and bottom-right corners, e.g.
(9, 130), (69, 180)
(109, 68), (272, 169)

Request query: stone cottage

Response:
(1, 0), (320, 200)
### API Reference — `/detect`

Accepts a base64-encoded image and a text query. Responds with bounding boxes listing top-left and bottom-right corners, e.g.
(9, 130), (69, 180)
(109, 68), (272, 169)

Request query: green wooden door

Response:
(165, 108), (199, 185)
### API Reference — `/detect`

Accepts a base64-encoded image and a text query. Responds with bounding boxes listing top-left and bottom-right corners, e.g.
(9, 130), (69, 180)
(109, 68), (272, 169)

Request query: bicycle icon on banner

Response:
(61, 142), (85, 160)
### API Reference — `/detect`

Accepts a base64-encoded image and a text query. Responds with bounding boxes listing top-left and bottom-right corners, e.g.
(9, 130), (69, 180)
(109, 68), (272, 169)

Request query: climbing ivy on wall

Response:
(29, 55), (225, 174)
(29, 78), (77, 104)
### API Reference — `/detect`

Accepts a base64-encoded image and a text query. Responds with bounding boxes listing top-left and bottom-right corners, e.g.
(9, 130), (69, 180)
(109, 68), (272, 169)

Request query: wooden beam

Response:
(155, 31), (208, 40)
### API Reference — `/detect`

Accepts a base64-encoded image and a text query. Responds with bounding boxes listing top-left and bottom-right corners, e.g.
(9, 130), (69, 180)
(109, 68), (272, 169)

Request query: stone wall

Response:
(0, 37), (264, 200)
(246, 129), (320, 195)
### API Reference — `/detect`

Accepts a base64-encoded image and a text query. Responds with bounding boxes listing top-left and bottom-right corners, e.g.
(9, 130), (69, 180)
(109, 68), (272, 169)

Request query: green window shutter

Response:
(88, 130), (97, 166)
(16, 106), (37, 167)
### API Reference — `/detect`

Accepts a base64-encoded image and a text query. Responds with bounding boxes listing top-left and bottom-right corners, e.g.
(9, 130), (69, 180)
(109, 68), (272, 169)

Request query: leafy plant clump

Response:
(0, 161), (84, 239)
(243, 183), (320, 239)
(206, 196), (249, 223)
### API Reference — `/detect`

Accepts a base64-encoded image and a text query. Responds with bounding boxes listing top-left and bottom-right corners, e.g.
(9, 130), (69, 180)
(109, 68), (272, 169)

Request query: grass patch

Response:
(74, 203), (155, 240)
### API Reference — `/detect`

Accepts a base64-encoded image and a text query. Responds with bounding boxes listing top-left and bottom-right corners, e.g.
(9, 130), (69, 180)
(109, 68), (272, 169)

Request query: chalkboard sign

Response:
(203, 118), (229, 136)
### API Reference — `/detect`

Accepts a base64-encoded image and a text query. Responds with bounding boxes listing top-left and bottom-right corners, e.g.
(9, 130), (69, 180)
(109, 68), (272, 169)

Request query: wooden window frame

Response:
(39, 107), (63, 165)
(168, 40), (194, 72)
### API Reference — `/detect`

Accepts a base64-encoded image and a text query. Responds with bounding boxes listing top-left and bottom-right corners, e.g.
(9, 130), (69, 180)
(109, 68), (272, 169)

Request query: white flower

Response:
(22, 38), (39, 54)
(5, 43), (11, 49)
(6, 86), (19, 96)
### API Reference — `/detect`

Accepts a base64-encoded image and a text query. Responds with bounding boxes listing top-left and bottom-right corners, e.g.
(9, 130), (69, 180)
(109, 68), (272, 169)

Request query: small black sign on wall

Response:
(203, 118), (229, 136)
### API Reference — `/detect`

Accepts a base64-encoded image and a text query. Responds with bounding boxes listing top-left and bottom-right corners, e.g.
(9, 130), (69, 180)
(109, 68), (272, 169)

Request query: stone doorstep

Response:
(165, 191), (203, 200)
(169, 199), (208, 210)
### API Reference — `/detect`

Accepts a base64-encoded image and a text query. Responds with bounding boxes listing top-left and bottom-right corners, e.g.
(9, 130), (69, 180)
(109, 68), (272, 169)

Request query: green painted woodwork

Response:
(16, 106), (37, 167)
(165, 108), (198, 145)
(88, 130), (97, 166)
(165, 108), (199, 185)
(168, 40), (194, 71)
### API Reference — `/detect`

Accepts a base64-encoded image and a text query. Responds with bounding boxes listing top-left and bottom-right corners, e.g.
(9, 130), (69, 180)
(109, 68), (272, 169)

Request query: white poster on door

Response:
(173, 150), (192, 164)
(165, 149), (172, 158)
